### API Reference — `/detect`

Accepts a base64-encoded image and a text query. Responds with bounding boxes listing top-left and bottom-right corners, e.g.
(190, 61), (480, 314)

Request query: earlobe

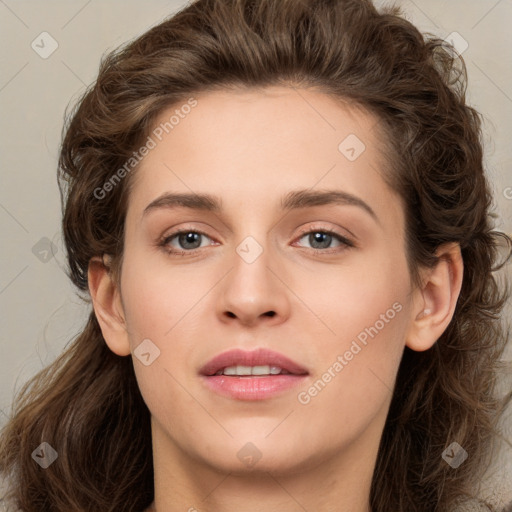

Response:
(88, 255), (131, 356)
(406, 243), (464, 352)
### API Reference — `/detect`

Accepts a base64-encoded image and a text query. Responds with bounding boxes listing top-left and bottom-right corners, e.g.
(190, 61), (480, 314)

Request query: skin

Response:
(88, 86), (463, 512)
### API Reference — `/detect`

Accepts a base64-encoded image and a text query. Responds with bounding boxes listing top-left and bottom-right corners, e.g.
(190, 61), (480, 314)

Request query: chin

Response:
(187, 432), (330, 477)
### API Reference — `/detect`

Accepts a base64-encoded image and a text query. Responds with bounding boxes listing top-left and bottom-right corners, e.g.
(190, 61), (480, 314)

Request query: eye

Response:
(294, 228), (354, 253)
(160, 229), (215, 255)
(158, 226), (355, 257)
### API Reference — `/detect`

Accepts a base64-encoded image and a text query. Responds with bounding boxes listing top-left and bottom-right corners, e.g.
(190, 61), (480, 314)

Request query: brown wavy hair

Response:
(1, 0), (511, 510)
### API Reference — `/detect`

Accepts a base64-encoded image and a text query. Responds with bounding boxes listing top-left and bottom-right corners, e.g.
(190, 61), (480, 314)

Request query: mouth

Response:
(211, 365), (296, 376)
(199, 347), (308, 377)
(199, 348), (309, 401)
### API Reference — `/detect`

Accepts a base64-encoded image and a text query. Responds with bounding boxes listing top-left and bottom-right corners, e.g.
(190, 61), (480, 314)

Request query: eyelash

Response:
(158, 226), (355, 257)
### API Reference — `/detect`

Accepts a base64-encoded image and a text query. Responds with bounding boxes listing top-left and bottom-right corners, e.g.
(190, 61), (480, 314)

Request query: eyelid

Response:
(159, 226), (217, 250)
(158, 223), (356, 255)
(293, 224), (355, 250)
(295, 223), (352, 239)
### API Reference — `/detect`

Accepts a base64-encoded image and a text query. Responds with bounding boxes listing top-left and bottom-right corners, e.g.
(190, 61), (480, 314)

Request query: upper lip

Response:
(199, 348), (309, 376)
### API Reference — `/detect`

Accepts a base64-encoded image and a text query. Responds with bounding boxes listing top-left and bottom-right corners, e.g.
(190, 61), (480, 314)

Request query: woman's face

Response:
(117, 86), (417, 475)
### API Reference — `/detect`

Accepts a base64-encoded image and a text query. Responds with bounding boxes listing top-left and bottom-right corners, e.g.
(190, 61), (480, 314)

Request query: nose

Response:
(216, 240), (291, 327)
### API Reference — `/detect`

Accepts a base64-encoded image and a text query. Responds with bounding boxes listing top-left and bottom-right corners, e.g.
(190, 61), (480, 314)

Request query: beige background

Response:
(0, 0), (511, 507)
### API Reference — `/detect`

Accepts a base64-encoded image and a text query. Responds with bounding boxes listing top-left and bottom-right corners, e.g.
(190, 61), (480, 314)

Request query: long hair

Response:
(1, 0), (510, 510)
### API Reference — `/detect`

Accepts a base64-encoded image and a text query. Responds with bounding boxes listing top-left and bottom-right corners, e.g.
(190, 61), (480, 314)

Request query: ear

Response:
(406, 242), (464, 352)
(88, 255), (131, 356)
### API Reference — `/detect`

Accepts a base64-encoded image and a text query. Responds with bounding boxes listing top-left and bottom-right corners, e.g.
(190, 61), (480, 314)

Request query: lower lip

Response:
(200, 374), (308, 400)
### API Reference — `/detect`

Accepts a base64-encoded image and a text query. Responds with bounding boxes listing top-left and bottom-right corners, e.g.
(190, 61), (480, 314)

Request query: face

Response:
(116, 86), (416, 476)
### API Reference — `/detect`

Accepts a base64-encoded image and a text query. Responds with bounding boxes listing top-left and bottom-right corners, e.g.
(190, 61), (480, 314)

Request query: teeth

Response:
(215, 365), (286, 376)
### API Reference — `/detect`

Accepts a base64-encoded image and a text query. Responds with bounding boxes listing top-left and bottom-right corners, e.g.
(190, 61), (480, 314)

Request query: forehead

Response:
(125, 86), (402, 228)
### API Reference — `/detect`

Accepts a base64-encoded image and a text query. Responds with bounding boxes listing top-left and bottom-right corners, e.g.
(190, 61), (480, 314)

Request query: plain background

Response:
(1, 0), (511, 506)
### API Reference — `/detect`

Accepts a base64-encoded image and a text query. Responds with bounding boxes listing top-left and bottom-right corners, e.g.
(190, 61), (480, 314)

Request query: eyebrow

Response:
(142, 189), (378, 223)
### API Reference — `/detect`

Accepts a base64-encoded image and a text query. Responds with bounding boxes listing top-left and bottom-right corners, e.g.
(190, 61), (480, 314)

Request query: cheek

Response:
(295, 304), (408, 452)
(122, 232), (411, 368)
(119, 250), (208, 343)
(300, 255), (411, 420)
(309, 244), (410, 347)
(117, 239), (413, 467)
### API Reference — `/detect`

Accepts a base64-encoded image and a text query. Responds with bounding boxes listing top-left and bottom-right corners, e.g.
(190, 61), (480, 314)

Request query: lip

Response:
(199, 348), (309, 401)
(199, 348), (308, 376)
